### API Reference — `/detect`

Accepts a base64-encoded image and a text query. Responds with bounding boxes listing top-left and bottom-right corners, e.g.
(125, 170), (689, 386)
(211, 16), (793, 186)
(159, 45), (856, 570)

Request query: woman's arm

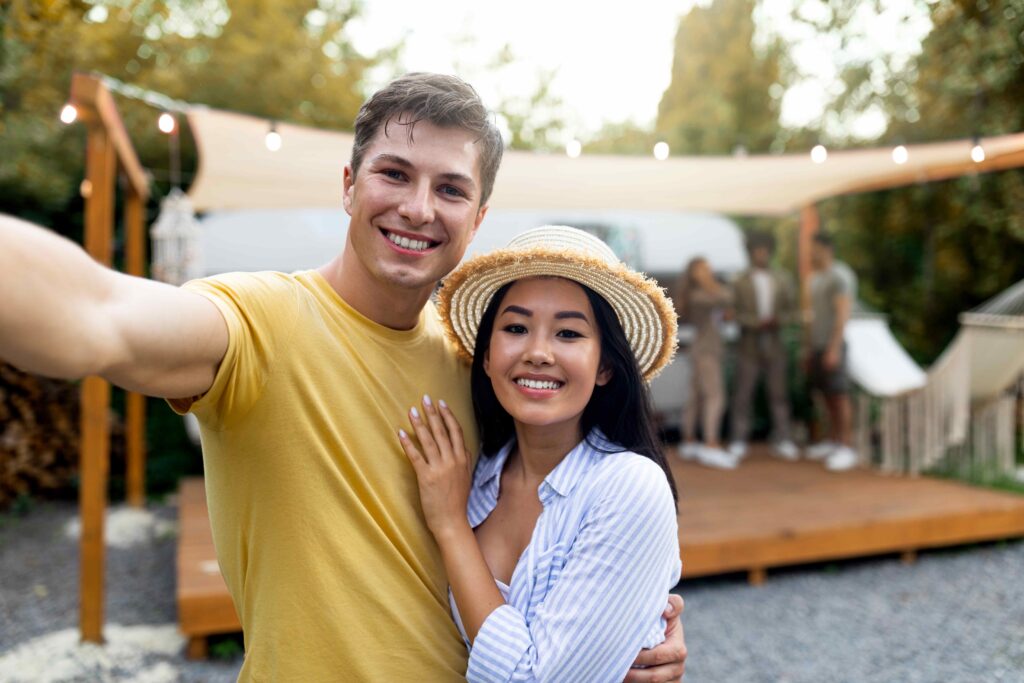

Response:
(398, 395), (506, 643)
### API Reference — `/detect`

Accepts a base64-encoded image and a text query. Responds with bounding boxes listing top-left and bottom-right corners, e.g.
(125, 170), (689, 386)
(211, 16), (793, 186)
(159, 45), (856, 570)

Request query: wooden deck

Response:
(177, 478), (240, 658)
(672, 448), (1024, 584)
(176, 451), (1024, 653)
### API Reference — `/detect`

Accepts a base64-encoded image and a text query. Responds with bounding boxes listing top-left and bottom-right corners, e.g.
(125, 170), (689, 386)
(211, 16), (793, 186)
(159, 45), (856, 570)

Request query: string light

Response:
(653, 141), (669, 161)
(566, 139), (582, 159)
(158, 112), (176, 134)
(892, 145), (908, 165)
(265, 121), (282, 152)
(811, 144), (828, 164)
(970, 137), (985, 163)
(59, 104), (78, 125)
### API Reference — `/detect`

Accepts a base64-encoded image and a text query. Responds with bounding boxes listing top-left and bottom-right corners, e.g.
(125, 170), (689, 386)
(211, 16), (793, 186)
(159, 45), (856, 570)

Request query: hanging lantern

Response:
(150, 188), (202, 285)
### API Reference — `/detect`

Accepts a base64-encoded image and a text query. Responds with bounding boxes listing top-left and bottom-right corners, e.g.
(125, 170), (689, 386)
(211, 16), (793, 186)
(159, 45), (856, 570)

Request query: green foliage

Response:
(656, 0), (786, 155)
(816, 0), (1024, 363)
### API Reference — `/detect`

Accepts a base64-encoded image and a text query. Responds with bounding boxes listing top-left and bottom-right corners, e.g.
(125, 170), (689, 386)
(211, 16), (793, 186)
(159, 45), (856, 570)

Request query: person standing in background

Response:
(674, 257), (737, 469)
(728, 232), (800, 462)
(804, 233), (859, 471)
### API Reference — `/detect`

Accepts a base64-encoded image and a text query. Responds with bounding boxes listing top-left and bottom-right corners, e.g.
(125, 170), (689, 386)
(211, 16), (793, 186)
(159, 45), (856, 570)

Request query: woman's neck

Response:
(507, 420), (584, 485)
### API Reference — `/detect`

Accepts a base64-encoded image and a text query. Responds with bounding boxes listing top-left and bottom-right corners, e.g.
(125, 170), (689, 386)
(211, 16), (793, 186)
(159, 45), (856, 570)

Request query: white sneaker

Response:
(825, 446), (858, 471)
(728, 441), (748, 459)
(695, 446), (740, 470)
(676, 442), (701, 460)
(772, 440), (800, 461)
(806, 441), (837, 460)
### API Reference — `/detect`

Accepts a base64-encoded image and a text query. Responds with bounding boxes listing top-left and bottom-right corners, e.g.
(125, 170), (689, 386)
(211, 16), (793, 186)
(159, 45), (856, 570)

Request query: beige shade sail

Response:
(186, 107), (1024, 215)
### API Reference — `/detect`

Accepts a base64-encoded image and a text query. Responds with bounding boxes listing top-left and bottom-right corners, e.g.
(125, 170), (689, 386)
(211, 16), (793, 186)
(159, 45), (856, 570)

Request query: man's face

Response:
(810, 243), (831, 270)
(343, 118), (488, 293)
(751, 246), (771, 268)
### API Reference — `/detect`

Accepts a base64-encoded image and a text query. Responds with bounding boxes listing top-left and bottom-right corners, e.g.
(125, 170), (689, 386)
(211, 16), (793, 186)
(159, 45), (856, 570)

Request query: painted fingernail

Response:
(423, 394), (432, 407)
(398, 429), (408, 439)
(410, 407), (419, 419)
(439, 399), (448, 409)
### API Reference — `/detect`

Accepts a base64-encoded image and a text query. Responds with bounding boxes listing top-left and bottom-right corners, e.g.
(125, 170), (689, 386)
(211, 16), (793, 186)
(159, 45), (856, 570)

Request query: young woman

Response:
(673, 256), (736, 469)
(397, 226), (682, 682)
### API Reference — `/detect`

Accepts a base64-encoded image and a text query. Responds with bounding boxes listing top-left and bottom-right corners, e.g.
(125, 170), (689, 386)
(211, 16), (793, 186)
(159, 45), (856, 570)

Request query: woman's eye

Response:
(502, 324), (527, 334)
(557, 329), (583, 339)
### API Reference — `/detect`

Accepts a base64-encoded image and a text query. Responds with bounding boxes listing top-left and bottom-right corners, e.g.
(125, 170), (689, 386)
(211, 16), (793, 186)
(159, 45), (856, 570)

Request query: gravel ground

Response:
(1, 500), (1023, 682)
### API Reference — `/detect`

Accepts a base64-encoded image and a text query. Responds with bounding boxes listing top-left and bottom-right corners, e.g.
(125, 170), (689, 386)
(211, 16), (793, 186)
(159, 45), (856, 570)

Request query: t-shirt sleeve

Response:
(166, 272), (299, 429)
(465, 457), (681, 683)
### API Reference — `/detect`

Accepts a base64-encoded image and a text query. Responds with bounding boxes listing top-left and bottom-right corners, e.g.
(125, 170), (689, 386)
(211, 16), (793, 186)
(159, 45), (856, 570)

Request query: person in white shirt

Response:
(728, 232), (800, 462)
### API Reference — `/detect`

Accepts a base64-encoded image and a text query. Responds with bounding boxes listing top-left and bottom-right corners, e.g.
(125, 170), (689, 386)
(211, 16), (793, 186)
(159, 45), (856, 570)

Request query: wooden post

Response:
(799, 205), (820, 442)
(79, 124), (116, 644)
(124, 191), (147, 508)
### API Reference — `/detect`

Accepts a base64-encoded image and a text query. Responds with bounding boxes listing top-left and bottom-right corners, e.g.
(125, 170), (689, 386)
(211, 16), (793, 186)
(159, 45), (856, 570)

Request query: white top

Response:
(752, 268), (774, 321)
(450, 429), (681, 682)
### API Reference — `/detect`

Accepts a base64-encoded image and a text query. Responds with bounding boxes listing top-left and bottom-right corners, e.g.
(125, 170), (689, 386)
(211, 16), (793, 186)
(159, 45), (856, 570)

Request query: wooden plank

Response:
(79, 122), (116, 644)
(177, 478), (240, 646)
(124, 192), (147, 508)
(673, 449), (1024, 579)
(79, 376), (111, 642)
(70, 73), (150, 200)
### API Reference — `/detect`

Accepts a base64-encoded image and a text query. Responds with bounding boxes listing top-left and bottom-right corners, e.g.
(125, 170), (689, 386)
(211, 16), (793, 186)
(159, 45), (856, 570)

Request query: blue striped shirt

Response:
(450, 429), (681, 682)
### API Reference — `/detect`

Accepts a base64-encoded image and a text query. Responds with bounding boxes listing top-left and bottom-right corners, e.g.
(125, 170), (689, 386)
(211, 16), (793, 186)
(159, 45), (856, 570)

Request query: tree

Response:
(816, 0), (1024, 362)
(656, 0), (786, 155)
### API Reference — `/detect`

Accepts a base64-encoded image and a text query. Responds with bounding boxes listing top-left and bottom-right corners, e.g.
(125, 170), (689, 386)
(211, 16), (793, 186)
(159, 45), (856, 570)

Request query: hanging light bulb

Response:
(653, 141), (670, 161)
(892, 145), (908, 165)
(158, 112), (176, 134)
(970, 137), (985, 163)
(265, 121), (282, 151)
(566, 139), (582, 159)
(60, 103), (78, 125)
(811, 144), (828, 164)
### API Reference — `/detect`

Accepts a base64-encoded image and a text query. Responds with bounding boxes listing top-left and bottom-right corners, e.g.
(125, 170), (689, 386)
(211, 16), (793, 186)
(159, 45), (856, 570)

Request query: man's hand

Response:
(624, 594), (687, 682)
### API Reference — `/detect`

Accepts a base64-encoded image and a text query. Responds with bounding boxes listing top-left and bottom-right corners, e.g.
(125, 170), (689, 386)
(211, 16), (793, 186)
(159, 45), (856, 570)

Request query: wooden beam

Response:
(79, 124), (116, 644)
(70, 73), (150, 201)
(798, 204), (819, 316)
(124, 192), (147, 508)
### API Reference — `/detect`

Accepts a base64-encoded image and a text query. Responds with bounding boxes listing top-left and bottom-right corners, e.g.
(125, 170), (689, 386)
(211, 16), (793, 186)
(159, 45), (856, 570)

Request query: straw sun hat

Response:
(437, 225), (678, 381)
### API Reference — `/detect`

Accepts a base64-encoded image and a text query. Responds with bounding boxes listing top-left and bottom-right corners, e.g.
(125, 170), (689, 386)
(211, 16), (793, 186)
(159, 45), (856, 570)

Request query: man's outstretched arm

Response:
(0, 215), (228, 399)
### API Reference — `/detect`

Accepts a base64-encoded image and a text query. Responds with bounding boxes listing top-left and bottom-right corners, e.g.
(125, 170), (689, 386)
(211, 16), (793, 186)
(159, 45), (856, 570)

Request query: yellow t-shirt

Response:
(171, 270), (476, 681)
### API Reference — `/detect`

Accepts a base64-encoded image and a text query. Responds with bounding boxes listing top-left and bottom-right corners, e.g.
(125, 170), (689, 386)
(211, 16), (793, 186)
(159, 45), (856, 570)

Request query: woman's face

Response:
(484, 277), (611, 435)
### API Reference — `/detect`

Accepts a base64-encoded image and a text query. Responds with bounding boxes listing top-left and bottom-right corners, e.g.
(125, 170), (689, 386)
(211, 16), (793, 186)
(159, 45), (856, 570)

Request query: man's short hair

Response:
(746, 231), (775, 253)
(350, 73), (504, 206)
(812, 232), (835, 250)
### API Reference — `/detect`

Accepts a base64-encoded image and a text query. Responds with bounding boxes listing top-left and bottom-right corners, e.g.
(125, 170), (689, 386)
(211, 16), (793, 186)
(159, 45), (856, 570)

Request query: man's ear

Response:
(342, 164), (355, 216)
(470, 203), (489, 241)
(596, 363), (613, 387)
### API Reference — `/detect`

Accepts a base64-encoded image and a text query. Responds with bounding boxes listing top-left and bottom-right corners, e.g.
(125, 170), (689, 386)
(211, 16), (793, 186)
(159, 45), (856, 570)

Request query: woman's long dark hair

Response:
(470, 280), (678, 505)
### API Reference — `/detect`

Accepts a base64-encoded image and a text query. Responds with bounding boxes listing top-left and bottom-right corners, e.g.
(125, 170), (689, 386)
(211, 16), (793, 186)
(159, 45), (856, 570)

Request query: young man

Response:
(728, 232), (800, 461)
(0, 73), (686, 681)
(804, 232), (859, 471)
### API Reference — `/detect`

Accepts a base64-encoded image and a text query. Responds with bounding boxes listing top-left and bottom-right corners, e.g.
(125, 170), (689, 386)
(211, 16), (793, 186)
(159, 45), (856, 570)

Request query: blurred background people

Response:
(805, 233), (859, 471)
(728, 232), (799, 462)
(674, 257), (737, 469)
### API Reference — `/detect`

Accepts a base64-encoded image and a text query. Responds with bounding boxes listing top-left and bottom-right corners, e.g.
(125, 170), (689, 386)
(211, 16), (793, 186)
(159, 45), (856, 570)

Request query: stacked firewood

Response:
(0, 363), (127, 509)
(0, 363), (80, 507)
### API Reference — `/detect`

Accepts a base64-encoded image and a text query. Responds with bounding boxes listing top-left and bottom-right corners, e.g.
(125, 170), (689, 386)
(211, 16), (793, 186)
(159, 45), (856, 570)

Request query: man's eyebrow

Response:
(554, 311), (590, 322)
(500, 305), (532, 317)
(371, 153), (412, 168)
(440, 172), (476, 189)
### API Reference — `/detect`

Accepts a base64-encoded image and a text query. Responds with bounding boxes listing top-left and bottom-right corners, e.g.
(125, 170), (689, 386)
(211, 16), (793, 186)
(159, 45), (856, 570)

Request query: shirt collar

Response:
(474, 428), (613, 508)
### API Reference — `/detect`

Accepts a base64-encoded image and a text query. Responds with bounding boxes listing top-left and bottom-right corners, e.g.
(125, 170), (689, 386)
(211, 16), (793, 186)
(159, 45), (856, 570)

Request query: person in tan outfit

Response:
(728, 232), (800, 461)
(674, 257), (737, 469)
